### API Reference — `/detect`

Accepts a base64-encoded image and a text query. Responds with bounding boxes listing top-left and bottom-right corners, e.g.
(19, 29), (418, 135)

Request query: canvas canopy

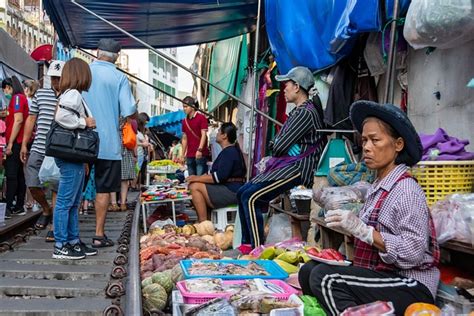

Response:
(43, 0), (258, 49)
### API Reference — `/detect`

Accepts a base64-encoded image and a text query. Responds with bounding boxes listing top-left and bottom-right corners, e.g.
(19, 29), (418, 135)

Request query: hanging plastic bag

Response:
(265, 213), (292, 245)
(404, 0), (474, 49)
(38, 156), (60, 187)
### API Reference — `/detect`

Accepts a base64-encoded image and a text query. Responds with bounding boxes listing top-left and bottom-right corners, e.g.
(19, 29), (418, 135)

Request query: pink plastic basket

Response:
(176, 279), (298, 304)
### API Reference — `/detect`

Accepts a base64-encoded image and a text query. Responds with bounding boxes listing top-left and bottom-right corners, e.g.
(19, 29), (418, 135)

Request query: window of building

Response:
(158, 56), (164, 71)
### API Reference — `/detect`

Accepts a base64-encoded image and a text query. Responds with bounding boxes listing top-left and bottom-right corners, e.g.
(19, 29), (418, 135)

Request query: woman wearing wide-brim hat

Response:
(299, 101), (440, 315)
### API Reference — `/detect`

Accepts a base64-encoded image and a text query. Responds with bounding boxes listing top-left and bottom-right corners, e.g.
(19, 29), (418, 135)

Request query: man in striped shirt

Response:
(20, 60), (64, 238)
(237, 67), (327, 248)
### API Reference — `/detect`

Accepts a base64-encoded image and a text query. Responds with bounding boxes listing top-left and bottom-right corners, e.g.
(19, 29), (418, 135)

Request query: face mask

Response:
(5, 94), (11, 101)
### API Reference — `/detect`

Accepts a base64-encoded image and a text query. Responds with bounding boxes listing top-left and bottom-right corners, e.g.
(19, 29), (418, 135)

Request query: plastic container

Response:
(436, 290), (474, 315)
(411, 161), (474, 206)
(293, 198), (311, 215)
(176, 279), (298, 304)
(180, 259), (289, 280)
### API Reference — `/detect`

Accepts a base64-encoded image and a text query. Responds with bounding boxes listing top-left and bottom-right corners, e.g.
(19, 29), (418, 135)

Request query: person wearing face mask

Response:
(186, 122), (246, 222)
(1, 78), (13, 118)
(3, 76), (29, 218)
(237, 66), (327, 248)
(298, 101), (440, 316)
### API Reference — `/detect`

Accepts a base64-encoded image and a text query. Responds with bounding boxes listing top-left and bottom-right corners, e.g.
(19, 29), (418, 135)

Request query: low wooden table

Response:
(269, 203), (309, 240)
(313, 217), (354, 260)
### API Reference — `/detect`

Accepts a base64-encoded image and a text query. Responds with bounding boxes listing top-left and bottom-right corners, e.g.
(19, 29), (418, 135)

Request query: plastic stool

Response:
(211, 205), (237, 231)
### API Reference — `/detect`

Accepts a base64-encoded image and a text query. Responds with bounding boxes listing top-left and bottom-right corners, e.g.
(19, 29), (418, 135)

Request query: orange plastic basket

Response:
(410, 161), (474, 207)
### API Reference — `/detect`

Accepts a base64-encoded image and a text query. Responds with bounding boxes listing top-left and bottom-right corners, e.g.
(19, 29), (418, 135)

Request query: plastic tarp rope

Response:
(265, 0), (381, 73)
(42, 0), (258, 49)
(208, 35), (244, 112)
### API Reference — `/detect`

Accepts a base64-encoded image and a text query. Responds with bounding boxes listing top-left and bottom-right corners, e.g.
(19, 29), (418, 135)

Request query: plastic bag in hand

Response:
(38, 156), (60, 186)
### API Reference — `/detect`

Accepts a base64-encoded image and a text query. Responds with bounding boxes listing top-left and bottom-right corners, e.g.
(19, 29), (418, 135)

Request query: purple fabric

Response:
(419, 128), (474, 161)
(263, 145), (319, 174)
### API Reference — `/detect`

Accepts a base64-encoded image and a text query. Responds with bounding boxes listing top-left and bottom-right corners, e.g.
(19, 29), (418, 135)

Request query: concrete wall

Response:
(407, 40), (474, 151)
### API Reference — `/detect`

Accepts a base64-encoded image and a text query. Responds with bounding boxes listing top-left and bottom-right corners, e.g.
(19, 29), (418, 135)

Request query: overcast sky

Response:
(177, 45), (198, 94)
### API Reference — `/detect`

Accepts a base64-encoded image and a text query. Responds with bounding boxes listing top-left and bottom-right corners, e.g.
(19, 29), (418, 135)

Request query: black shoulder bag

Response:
(45, 100), (99, 163)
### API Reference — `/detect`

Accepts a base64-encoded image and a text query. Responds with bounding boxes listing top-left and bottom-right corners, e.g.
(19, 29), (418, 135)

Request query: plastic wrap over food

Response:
(404, 0), (474, 49)
(313, 181), (371, 210)
(185, 297), (236, 316)
(431, 194), (474, 245)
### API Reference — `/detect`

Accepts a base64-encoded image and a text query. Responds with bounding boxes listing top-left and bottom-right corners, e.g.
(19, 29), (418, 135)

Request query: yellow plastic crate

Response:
(410, 161), (474, 207)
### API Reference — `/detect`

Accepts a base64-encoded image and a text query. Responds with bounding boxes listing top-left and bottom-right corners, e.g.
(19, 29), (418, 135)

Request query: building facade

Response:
(0, 0), (54, 54)
(124, 48), (179, 116)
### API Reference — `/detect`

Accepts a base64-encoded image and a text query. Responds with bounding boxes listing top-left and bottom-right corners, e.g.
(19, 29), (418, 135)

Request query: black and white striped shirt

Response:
(252, 99), (326, 187)
(30, 88), (57, 155)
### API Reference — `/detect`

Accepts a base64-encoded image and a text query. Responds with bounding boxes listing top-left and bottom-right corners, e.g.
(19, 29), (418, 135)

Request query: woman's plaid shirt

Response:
(358, 164), (440, 298)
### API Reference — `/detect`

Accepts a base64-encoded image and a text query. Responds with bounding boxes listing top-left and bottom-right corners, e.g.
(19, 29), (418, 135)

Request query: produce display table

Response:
(269, 203), (309, 240)
(141, 196), (192, 233)
(441, 240), (474, 256)
(146, 169), (177, 186)
(313, 216), (354, 260)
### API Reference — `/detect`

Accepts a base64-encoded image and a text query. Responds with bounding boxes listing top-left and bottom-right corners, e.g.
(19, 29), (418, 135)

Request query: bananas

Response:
(274, 259), (299, 274)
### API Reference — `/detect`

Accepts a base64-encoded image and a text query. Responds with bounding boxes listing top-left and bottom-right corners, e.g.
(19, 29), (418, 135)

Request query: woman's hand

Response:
(85, 117), (96, 128)
(325, 209), (374, 245)
(186, 175), (199, 183)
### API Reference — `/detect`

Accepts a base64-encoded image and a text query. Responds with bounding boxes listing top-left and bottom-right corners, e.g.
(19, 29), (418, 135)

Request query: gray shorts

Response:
(205, 184), (238, 209)
(25, 151), (58, 192)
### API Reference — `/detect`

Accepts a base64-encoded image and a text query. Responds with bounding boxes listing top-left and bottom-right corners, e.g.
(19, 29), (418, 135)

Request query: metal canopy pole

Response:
(76, 47), (224, 123)
(70, 0), (283, 127)
(383, 0), (400, 104)
(246, 0), (262, 181)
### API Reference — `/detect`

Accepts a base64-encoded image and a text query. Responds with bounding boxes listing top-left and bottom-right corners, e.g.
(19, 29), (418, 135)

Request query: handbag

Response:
(122, 121), (136, 150)
(45, 99), (99, 163)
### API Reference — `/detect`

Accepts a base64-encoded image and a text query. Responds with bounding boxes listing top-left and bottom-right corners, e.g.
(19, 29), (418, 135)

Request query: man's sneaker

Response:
(52, 244), (86, 260)
(4, 209), (12, 219)
(11, 208), (27, 216)
(73, 242), (98, 256)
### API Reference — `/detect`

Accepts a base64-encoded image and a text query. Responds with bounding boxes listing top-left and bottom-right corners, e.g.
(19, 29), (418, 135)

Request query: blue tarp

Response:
(43, 0), (258, 49)
(148, 110), (186, 138)
(265, 0), (381, 74)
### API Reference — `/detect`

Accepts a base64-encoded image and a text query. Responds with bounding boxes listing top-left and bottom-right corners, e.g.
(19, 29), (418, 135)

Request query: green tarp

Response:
(208, 35), (247, 112)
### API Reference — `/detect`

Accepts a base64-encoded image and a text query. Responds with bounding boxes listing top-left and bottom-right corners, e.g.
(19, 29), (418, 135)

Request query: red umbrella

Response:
(30, 44), (53, 61)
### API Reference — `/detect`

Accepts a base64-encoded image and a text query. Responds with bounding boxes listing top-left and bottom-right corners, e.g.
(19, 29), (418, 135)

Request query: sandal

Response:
(35, 214), (52, 230)
(120, 204), (127, 212)
(91, 235), (115, 248)
(45, 230), (55, 242)
(108, 204), (120, 212)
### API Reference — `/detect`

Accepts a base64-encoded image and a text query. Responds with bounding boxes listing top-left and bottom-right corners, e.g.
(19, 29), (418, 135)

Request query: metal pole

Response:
(246, 0), (262, 181)
(76, 47), (224, 123)
(124, 203), (142, 316)
(70, 0), (283, 127)
(383, 0), (400, 103)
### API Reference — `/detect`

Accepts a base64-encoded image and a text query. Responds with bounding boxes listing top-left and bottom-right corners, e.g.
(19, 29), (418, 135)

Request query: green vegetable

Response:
(141, 276), (153, 288)
(151, 271), (173, 293)
(300, 295), (326, 316)
(142, 283), (167, 311)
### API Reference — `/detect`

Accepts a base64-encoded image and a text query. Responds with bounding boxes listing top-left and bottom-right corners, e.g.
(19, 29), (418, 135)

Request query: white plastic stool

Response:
(211, 205), (237, 231)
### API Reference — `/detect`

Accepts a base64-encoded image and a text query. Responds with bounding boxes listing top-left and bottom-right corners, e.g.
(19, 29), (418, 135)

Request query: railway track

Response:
(0, 193), (141, 316)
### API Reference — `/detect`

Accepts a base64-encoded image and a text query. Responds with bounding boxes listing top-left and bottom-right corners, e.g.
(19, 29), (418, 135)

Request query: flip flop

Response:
(45, 230), (55, 242)
(91, 235), (115, 248)
(35, 214), (52, 230)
